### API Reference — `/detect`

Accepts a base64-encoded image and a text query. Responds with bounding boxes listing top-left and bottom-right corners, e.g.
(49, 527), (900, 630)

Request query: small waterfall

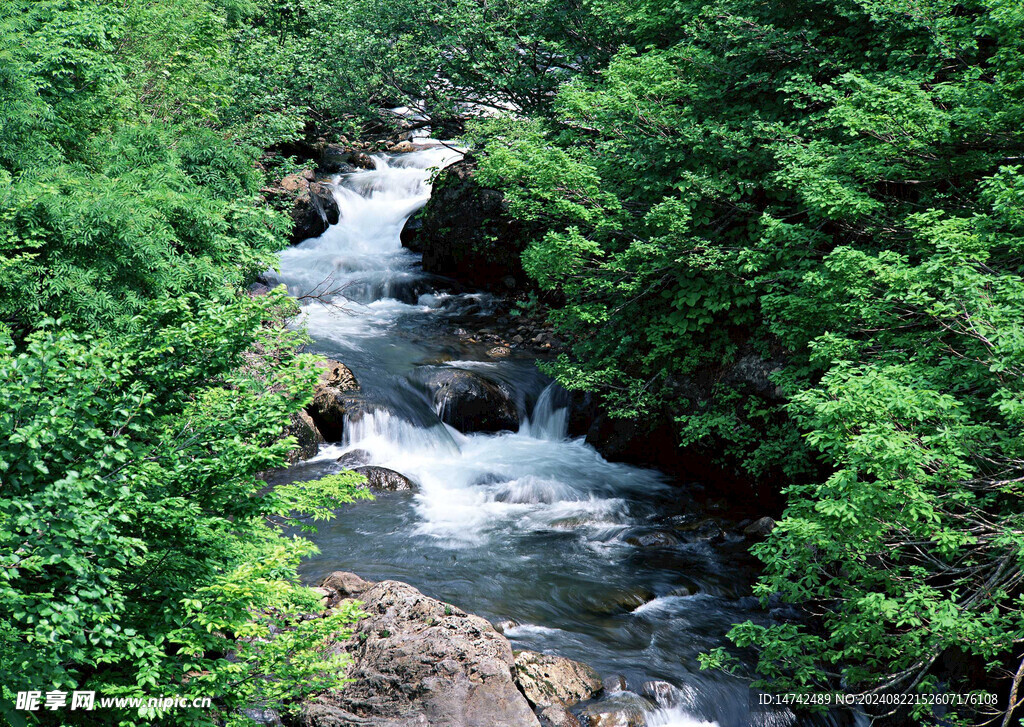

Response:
(342, 408), (461, 459)
(520, 382), (570, 440)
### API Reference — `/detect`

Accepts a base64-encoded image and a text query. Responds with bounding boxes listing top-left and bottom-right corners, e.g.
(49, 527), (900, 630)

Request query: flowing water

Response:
(267, 143), (858, 727)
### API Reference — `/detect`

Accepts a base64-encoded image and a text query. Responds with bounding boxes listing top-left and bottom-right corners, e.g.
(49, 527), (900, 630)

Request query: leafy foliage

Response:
(466, 0), (1024, 719)
(0, 2), (373, 724)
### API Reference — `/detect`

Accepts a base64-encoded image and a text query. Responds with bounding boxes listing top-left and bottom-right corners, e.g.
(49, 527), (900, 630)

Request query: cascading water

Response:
(267, 143), (861, 727)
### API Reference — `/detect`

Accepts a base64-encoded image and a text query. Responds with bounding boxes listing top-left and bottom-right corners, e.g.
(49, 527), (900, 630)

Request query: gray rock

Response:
(743, 516), (776, 538)
(540, 705), (583, 727)
(319, 571), (375, 599)
(587, 587), (656, 615)
(624, 530), (680, 548)
(352, 465), (417, 492)
(302, 581), (539, 727)
(290, 181), (341, 244)
(577, 692), (655, 727)
(602, 675), (628, 694)
(240, 706), (284, 725)
(512, 650), (602, 708)
(423, 368), (519, 433)
(336, 449), (372, 468)
(493, 619), (519, 634)
(286, 410), (324, 464)
(724, 354), (786, 402)
(321, 145), (374, 173)
(640, 681), (682, 709)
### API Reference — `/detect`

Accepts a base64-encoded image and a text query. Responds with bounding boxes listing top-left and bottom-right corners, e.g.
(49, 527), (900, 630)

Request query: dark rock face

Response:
(352, 465), (417, 492)
(623, 530), (680, 548)
(301, 580), (540, 727)
(290, 180), (341, 244)
(307, 360), (360, 441)
(400, 208), (425, 252)
(423, 368), (519, 434)
(321, 144), (375, 173)
(414, 156), (529, 291)
(285, 410), (324, 464)
(512, 650), (603, 709)
(743, 515), (776, 537)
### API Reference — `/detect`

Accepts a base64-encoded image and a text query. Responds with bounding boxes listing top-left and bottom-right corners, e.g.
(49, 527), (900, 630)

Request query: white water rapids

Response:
(266, 143), (858, 727)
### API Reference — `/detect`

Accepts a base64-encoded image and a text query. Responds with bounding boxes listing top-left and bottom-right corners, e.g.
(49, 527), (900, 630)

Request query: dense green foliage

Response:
(1, 296), (368, 725)
(0, 1), (369, 724)
(459, 0), (1024, 720)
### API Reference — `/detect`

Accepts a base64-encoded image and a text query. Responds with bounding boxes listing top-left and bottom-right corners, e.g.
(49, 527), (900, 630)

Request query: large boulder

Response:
(301, 581), (540, 727)
(423, 368), (519, 433)
(352, 465), (417, 492)
(742, 516), (776, 538)
(512, 650), (602, 709)
(285, 410), (325, 464)
(289, 177), (341, 244)
(307, 360), (360, 441)
(414, 156), (530, 291)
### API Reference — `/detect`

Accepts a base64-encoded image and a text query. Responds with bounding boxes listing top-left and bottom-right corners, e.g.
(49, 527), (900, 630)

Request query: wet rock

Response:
(588, 587), (656, 615)
(390, 140), (416, 153)
(623, 530), (680, 548)
(423, 368), (519, 433)
(285, 410), (324, 464)
(668, 584), (698, 597)
(301, 580), (540, 727)
(743, 516), (776, 538)
(540, 705), (583, 727)
(576, 692), (654, 727)
(602, 675), (629, 694)
(353, 465), (417, 492)
(512, 650), (603, 708)
(487, 346), (512, 358)
(414, 157), (532, 292)
(336, 449), (372, 468)
(493, 619), (519, 634)
(321, 144), (374, 173)
(401, 209), (425, 251)
(640, 681), (682, 709)
(290, 181), (341, 244)
(307, 359), (360, 441)
(673, 518), (723, 543)
(319, 571), (375, 599)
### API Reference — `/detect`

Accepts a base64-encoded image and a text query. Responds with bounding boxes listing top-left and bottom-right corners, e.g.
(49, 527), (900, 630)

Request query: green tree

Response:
(469, 0), (1024, 719)
(0, 294), (369, 725)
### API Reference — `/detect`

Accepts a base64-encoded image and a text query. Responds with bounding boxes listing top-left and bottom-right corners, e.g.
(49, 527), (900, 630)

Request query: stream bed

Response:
(267, 143), (855, 727)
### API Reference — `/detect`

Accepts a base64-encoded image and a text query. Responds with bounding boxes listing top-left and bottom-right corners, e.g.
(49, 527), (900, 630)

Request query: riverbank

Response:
(259, 142), (826, 727)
